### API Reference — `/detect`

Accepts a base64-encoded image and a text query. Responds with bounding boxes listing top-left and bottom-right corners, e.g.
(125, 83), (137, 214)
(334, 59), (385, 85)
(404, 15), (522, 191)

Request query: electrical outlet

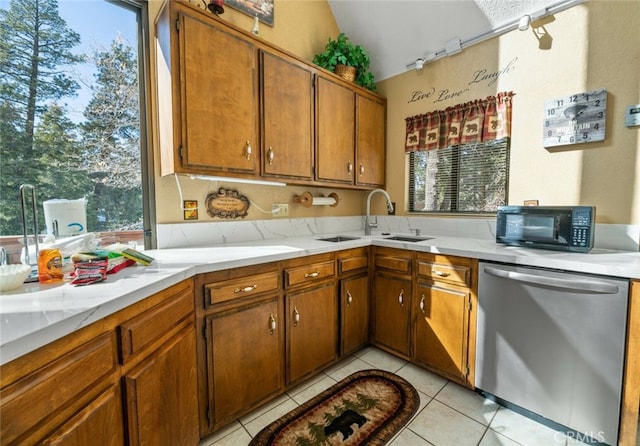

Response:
(272, 203), (289, 217)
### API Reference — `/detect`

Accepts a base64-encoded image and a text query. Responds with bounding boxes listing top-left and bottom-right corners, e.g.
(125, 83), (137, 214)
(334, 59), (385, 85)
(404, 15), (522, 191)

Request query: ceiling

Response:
(327, 0), (584, 82)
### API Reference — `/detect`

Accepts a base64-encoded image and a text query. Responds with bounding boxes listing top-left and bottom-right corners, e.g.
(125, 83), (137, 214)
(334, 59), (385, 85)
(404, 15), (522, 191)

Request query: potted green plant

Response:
(313, 33), (376, 92)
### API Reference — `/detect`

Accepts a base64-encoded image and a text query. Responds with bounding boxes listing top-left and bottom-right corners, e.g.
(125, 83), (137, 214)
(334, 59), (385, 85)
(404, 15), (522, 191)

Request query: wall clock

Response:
(543, 89), (607, 148)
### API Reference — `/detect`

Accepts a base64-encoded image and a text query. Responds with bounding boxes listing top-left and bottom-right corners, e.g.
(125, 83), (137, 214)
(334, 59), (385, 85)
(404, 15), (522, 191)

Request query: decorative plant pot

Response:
(334, 64), (357, 82)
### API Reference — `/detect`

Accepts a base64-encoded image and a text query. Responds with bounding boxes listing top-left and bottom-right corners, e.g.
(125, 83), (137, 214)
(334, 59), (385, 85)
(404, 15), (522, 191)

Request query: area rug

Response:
(249, 369), (420, 446)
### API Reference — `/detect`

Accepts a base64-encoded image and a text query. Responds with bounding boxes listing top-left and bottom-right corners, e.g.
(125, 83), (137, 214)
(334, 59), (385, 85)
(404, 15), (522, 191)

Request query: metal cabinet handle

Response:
(269, 314), (276, 335)
(234, 284), (257, 293)
(398, 289), (404, 306)
(434, 270), (450, 277)
(359, 164), (365, 176)
(304, 271), (320, 278)
(268, 146), (274, 165)
(293, 306), (300, 327)
(346, 290), (353, 306)
(245, 140), (252, 160)
(347, 161), (353, 174)
(420, 295), (426, 313)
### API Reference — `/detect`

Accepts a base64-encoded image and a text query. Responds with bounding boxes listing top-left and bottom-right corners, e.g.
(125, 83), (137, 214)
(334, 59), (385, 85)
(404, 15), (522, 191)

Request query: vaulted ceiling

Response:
(327, 0), (585, 81)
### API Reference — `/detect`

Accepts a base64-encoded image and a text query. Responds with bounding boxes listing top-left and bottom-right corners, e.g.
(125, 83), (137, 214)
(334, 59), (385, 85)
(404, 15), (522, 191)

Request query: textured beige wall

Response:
(147, 0), (377, 224)
(377, 1), (640, 224)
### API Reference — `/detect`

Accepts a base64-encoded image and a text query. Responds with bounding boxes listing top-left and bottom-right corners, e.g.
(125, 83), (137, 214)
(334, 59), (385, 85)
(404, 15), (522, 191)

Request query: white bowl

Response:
(0, 264), (33, 292)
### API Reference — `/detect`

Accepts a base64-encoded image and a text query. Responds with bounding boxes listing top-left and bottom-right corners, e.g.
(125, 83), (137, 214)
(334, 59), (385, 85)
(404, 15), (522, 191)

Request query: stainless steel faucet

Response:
(365, 189), (394, 235)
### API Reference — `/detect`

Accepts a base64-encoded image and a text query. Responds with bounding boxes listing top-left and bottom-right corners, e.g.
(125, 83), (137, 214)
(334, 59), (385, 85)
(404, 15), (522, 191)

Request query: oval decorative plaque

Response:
(205, 188), (250, 219)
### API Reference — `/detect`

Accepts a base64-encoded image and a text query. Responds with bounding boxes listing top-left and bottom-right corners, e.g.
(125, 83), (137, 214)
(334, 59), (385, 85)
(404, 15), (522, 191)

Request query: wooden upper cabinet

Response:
(356, 94), (386, 187)
(261, 51), (313, 180)
(156, 3), (258, 176)
(316, 75), (356, 184)
(179, 11), (258, 174)
(156, 1), (386, 188)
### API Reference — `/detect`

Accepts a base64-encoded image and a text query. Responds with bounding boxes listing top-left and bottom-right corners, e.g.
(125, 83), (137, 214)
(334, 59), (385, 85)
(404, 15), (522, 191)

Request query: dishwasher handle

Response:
(483, 266), (620, 294)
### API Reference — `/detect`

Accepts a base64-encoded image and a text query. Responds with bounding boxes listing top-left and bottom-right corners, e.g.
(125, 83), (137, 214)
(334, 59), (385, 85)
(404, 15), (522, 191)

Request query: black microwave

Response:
(496, 206), (595, 252)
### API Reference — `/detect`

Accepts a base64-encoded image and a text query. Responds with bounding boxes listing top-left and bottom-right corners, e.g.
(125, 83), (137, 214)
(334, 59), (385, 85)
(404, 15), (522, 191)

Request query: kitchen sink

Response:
(317, 235), (361, 243)
(384, 235), (432, 242)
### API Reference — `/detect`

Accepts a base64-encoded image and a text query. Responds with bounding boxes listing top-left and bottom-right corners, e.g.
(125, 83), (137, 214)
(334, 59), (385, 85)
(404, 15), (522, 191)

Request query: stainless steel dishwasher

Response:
(475, 262), (629, 445)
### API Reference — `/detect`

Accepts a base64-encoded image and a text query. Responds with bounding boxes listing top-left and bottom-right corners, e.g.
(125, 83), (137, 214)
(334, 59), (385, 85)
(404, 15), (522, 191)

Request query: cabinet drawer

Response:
(205, 271), (280, 306)
(417, 260), (471, 287)
(375, 254), (411, 275)
(284, 261), (335, 288)
(338, 254), (368, 274)
(119, 285), (193, 363)
(0, 333), (117, 445)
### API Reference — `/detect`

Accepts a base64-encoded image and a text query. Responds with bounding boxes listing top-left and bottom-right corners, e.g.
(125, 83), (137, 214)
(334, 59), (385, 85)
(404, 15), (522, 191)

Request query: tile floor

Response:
(199, 346), (640, 446)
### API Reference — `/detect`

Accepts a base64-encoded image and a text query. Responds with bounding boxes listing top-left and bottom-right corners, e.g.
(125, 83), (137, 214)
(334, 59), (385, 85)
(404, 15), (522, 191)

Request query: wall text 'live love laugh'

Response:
(407, 57), (518, 104)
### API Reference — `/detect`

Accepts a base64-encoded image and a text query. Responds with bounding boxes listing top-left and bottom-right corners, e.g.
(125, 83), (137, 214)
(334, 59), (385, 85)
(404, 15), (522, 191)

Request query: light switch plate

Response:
(625, 104), (640, 128)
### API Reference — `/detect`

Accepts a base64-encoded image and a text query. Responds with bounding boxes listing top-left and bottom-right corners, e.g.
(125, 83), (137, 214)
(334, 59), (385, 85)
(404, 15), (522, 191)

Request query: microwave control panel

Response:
(570, 208), (594, 248)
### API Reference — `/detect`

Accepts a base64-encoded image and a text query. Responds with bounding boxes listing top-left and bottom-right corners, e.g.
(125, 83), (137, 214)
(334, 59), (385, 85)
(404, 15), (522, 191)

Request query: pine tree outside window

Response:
(0, 0), (153, 263)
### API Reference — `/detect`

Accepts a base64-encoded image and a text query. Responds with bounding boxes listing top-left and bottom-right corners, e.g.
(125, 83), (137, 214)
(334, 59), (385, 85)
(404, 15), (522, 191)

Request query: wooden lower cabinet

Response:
(372, 272), (412, 357)
(287, 282), (337, 383)
(337, 248), (369, 357)
(0, 333), (120, 446)
(0, 279), (197, 446)
(414, 282), (472, 384)
(619, 280), (640, 446)
(414, 254), (477, 388)
(371, 247), (413, 358)
(205, 295), (284, 429)
(340, 274), (369, 356)
(43, 384), (124, 446)
(123, 327), (199, 446)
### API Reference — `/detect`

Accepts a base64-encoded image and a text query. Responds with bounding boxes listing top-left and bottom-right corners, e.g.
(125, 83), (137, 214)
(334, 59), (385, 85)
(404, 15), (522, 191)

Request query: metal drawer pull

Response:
(420, 295), (426, 313)
(245, 140), (252, 160)
(347, 161), (353, 174)
(434, 270), (450, 277)
(304, 271), (320, 278)
(398, 289), (404, 306)
(346, 290), (353, 306)
(234, 284), (257, 293)
(359, 164), (365, 175)
(268, 147), (274, 165)
(269, 314), (276, 335)
(293, 306), (300, 326)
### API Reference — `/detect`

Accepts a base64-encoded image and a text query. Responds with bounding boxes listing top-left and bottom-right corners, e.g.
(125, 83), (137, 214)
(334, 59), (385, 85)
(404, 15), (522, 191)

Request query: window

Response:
(409, 138), (510, 213)
(0, 0), (153, 262)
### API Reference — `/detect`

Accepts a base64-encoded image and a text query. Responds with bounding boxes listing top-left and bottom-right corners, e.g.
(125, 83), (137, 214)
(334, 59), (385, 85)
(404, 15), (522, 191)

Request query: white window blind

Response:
(409, 138), (510, 213)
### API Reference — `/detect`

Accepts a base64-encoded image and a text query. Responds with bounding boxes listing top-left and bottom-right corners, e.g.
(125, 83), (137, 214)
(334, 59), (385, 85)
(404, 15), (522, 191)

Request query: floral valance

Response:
(405, 91), (514, 152)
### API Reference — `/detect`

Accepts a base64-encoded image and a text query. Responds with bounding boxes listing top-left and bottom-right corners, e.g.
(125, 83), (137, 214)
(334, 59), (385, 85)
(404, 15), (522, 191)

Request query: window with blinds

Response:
(409, 138), (510, 213)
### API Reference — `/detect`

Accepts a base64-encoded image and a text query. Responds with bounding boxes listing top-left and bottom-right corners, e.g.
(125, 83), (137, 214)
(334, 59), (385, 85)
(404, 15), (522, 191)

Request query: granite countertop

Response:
(2, 232), (639, 366)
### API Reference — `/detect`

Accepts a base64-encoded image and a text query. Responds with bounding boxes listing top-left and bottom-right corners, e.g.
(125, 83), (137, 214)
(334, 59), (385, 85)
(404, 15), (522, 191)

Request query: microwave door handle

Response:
(483, 266), (619, 294)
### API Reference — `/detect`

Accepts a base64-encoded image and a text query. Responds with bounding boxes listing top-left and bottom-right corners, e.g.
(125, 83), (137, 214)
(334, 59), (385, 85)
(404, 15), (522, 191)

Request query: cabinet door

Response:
(207, 296), (284, 428)
(340, 274), (369, 356)
(123, 327), (199, 446)
(42, 385), (124, 446)
(355, 94), (385, 187)
(262, 51), (313, 180)
(316, 76), (355, 184)
(414, 282), (471, 384)
(372, 273), (411, 357)
(179, 11), (258, 174)
(287, 282), (338, 383)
